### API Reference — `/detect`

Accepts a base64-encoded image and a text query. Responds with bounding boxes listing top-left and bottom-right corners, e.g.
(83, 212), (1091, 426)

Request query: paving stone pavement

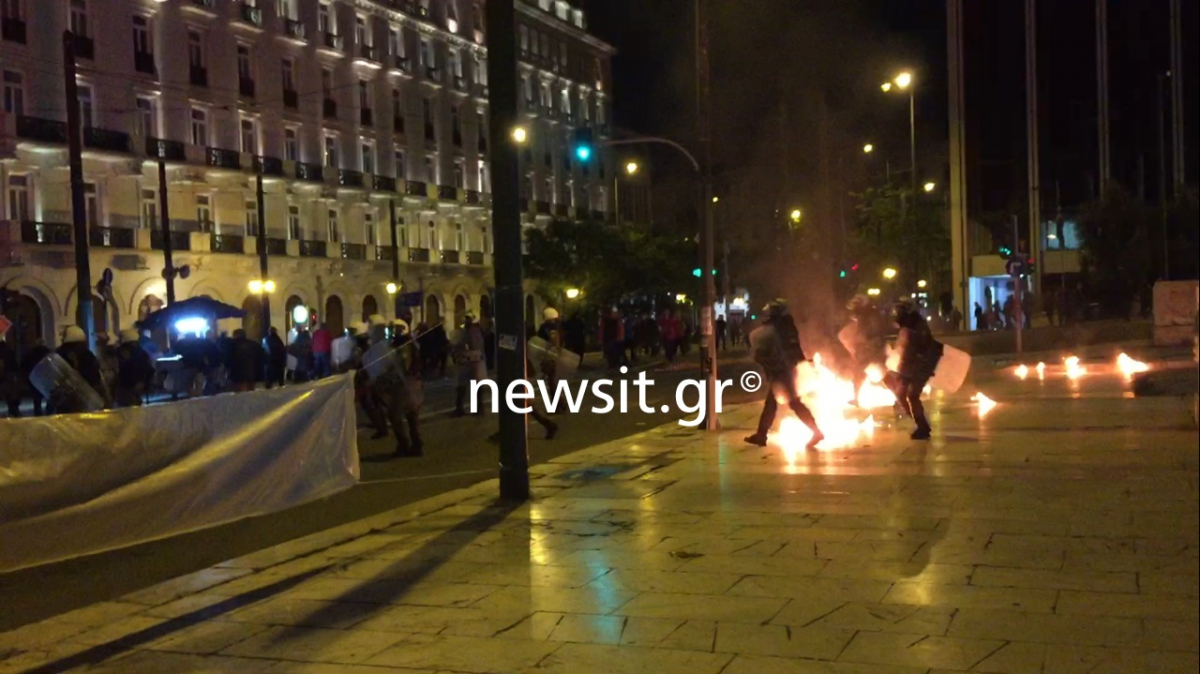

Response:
(1, 372), (1197, 674)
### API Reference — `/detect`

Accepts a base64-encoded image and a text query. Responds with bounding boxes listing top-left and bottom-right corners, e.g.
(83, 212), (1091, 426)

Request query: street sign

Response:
(1006, 258), (1026, 278)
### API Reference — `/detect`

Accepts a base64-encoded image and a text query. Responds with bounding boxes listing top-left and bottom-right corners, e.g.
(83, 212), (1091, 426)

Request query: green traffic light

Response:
(839, 270), (847, 278)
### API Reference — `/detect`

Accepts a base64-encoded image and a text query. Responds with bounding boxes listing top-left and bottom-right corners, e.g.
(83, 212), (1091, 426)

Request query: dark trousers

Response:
(755, 372), (819, 438)
(896, 375), (931, 432)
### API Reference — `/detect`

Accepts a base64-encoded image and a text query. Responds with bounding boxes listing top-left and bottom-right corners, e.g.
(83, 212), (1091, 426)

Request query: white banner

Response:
(0, 375), (360, 572)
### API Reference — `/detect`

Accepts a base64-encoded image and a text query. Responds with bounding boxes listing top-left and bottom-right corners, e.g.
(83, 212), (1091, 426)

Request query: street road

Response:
(0, 352), (757, 631)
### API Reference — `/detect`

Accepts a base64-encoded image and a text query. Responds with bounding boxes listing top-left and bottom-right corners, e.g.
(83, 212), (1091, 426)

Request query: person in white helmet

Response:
(57, 326), (106, 403)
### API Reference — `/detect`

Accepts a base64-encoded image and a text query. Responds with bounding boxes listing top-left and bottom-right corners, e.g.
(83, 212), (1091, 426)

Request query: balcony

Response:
(2, 17), (26, 44)
(206, 147), (242, 170)
(83, 127), (132, 154)
(357, 45), (379, 63)
(465, 190), (480, 205)
(151, 230), (191, 252)
(190, 0), (216, 9)
(283, 88), (298, 109)
(360, 108), (373, 127)
(467, 251), (485, 266)
(299, 240), (327, 258)
(441, 250), (460, 265)
(321, 32), (343, 52)
(237, 2), (264, 27)
(89, 227), (136, 249)
(252, 155), (284, 177)
(376, 246), (396, 262)
(453, 76), (468, 91)
(16, 116), (67, 145)
(405, 180), (426, 197)
(373, 175), (396, 192)
(147, 137), (186, 162)
(295, 162), (323, 182)
(392, 56), (410, 73)
(408, 248), (431, 263)
(134, 51), (156, 76)
(393, 116), (405, 134)
(425, 66), (440, 83)
(72, 34), (94, 60)
(323, 98), (337, 119)
(284, 19), (306, 41)
(341, 243), (367, 261)
(211, 233), (244, 254)
(437, 185), (458, 201)
(536, 201), (551, 215)
(476, 84), (490, 99)
(265, 238), (288, 256)
(190, 65), (208, 87)
(338, 169), (364, 188)
(20, 221), (72, 245)
(239, 77), (256, 99)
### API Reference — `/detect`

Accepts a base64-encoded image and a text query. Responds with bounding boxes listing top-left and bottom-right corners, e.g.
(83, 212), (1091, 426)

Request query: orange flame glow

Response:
(1116, 353), (1149, 379)
(768, 354), (892, 457)
(1015, 364), (1030, 380)
(971, 392), (997, 416)
(1036, 362), (1046, 379)
(1064, 355), (1086, 380)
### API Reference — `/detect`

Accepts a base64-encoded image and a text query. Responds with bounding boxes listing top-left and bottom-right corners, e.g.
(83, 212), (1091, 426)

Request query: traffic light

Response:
(839, 270), (847, 278)
(573, 128), (594, 162)
(692, 268), (718, 278)
(999, 245), (1012, 257)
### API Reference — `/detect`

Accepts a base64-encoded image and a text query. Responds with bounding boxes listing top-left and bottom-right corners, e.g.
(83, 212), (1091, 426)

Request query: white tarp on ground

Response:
(0, 374), (359, 572)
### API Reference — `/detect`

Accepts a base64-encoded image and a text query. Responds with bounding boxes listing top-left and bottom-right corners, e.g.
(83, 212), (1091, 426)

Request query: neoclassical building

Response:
(0, 0), (614, 345)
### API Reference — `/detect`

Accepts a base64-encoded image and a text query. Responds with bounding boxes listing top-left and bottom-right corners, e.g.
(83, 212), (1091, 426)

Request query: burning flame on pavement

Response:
(1064, 355), (1087, 380)
(858, 364), (897, 408)
(1015, 364), (1030, 380)
(1036, 362), (1046, 379)
(971, 392), (998, 416)
(1116, 353), (1149, 379)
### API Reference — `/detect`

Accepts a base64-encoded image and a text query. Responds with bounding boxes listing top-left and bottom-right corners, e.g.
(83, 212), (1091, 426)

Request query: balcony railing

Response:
(190, 65), (208, 87)
(252, 155), (284, 176)
(20, 221), (71, 245)
(360, 108), (373, 127)
(453, 75), (467, 91)
(151, 230), (191, 252)
(283, 88), (298, 109)
(16, 116), (67, 145)
(467, 251), (485, 265)
(206, 147), (242, 170)
(237, 2), (264, 27)
(358, 45), (378, 62)
(239, 77), (256, 98)
(211, 233), (244, 254)
(299, 240), (327, 257)
(190, 0), (216, 8)
(341, 243), (366, 260)
(134, 51), (156, 75)
(373, 175), (396, 192)
(465, 190), (481, 205)
(83, 127), (132, 154)
(405, 180), (426, 197)
(322, 32), (343, 51)
(440, 250), (460, 264)
(408, 248), (431, 263)
(284, 19), (306, 40)
(536, 201), (551, 215)
(392, 55), (410, 72)
(437, 185), (458, 201)
(265, 238), (288, 256)
(89, 226), (136, 249)
(425, 66), (440, 82)
(338, 169), (364, 188)
(323, 98), (337, 119)
(295, 162), (323, 182)
(2, 17), (26, 44)
(147, 137), (186, 162)
(376, 246), (396, 261)
(73, 34), (94, 60)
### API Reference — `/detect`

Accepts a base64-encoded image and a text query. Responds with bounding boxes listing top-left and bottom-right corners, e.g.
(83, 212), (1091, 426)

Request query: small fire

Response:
(768, 354), (892, 457)
(1116, 353), (1149, 379)
(858, 364), (897, 408)
(971, 392), (998, 416)
(1015, 364), (1030, 380)
(1036, 362), (1046, 379)
(1064, 356), (1086, 380)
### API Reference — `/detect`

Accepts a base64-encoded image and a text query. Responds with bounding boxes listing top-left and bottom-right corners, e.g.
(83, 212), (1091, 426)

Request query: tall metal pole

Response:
(63, 32), (94, 348)
(389, 199), (401, 318)
(695, 0), (717, 431)
(1012, 215), (1024, 355)
(256, 172), (270, 333)
(1157, 74), (1170, 280)
(1096, 0), (1111, 197)
(947, 0), (970, 320)
(1169, 0), (1185, 191)
(486, 0), (529, 501)
(1025, 0), (1043, 297)
(908, 89), (917, 198)
(156, 157), (176, 304)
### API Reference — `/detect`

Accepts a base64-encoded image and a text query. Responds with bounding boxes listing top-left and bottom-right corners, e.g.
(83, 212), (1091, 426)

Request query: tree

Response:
(1077, 186), (1154, 317)
(848, 186), (950, 295)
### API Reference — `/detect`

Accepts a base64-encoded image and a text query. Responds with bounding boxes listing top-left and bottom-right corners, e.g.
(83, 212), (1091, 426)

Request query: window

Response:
(518, 25), (528, 52)
(473, 3), (484, 40)
(522, 75), (533, 103)
(135, 96), (155, 137)
(426, 219), (437, 249)
(277, 0), (296, 20)
(394, 149), (406, 178)
(287, 204), (301, 239)
(240, 116), (258, 154)
(355, 15), (367, 46)
(69, 0), (88, 38)
(284, 127), (299, 161)
(245, 200), (259, 236)
(424, 155), (434, 183)
(454, 221), (464, 251)
(1, 0), (23, 21)
(196, 195), (213, 231)
(477, 159), (488, 192)
(84, 183), (99, 228)
(450, 105), (460, 145)
(77, 84), (94, 128)
(187, 30), (204, 68)
(3, 70), (24, 116)
(422, 98), (433, 138)
(237, 45), (253, 81)
(481, 224), (491, 254)
(190, 107), (208, 145)
(419, 39), (432, 68)
(453, 160), (464, 188)
(281, 58), (295, 91)
(389, 27), (404, 58)
(327, 208), (340, 243)
(318, 2), (332, 34)
(324, 133), (338, 168)
(559, 43), (568, 68)
(449, 49), (462, 78)
(446, 2), (459, 32)
(132, 15), (151, 54)
(364, 210), (376, 245)
(358, 78), (371, 110)
(392, 88), (404, 130)
(474, 54), (488, 86)
(560, 88), (570, 117)
(361, 139), (374, 174)
(7, 174), (28, 221)
(539, 33), (549, 59)
(555, 1), (569, 21)
(581, 92), (590, 121)
(540, 82), (551, 110)
(140, 188), (157, 229)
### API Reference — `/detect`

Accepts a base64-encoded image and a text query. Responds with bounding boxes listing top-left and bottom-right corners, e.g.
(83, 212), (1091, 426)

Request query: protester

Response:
(0, 338), (21, 417)
(264, 327), (288, 388)
(564, 313), (587, 368)
(842, 294), (891, 399)
(892, 299), (944, 440)
(452, 313), (487, 417)
(20, 339), (52, 415)
(311, 323), (333, 379)
(288, 328), (314, 382)
(599, 307), (625, 370)
(745, 300), (824, 449)
(364, 324), (423, 457)
(114, 329), (154, 407)
(715, 315), (728, 351)
(57, 326), (106, 402)
(658, 308), (682, 362)
(227, 329), (263, 393)
(974, 302), (986, 331)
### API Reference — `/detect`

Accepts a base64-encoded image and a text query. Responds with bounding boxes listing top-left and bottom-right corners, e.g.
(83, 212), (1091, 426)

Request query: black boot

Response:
(451, 385), (467, 417)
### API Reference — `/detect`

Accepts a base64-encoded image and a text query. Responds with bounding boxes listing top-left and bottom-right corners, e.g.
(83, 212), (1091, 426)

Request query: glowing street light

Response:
(923, 181), (937, 193)
(894, 71), (913, 90)
(510, 126), (528, 144)
(866, 287), (881, 297)
(711, 196), (719, 204)
(386, 282), (399, 295)
(789, 209), (802, 223)
(863, 143), (874, 154)
(917, 279), (927, 289)
(881, 82), (893, 93)
(248, 279), (276, 294)
(565, 288), (581, 300)
(882, 268), (898, 280)
(625, 161), (639, 175)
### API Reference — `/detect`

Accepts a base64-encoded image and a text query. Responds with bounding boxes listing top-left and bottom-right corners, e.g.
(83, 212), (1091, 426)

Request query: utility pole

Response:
(947, 0), (970, 319)
(1025, 0), (1043, 297)
(486, 0), (529, 501)
(256, 171), (270, 334)
(1169, 0), (1185, 191)
(1012, 215), (1024, 355)
(64, 32), (94, 348)
(695, 0), (717, 431)
(1096, 0), (1111, 197)
(156, 153), (176, 304)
